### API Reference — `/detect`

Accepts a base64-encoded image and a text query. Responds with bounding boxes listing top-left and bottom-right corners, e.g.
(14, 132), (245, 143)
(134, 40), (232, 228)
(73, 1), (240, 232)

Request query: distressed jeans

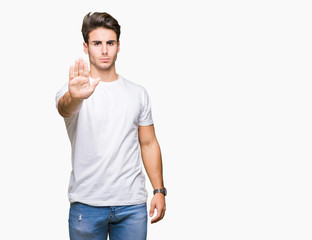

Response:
(69, 202), (147, 240)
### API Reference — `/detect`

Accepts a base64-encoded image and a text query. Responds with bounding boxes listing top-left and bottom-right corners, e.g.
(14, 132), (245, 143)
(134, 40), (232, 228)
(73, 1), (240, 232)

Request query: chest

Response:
(82, 85), (142, 126)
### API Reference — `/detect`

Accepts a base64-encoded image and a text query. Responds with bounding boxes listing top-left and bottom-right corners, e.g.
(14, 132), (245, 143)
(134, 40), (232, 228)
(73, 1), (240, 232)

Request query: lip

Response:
(100, 57), (110, 61)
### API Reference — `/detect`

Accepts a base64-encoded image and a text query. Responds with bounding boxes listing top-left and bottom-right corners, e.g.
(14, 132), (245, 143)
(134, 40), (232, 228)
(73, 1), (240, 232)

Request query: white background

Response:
(0, 0), (311, 239)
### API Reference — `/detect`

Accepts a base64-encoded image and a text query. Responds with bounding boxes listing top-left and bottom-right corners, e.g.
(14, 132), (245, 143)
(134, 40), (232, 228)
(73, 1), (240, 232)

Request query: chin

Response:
(95, 62), (113, 70)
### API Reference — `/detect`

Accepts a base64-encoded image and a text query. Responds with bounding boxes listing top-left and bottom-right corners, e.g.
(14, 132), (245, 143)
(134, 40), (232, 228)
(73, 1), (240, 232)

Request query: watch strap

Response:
(153, 188), (167, 196)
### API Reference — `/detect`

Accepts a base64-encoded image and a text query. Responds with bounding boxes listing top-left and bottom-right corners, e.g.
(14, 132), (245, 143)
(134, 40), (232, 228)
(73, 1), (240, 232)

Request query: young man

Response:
(55, 12), (166, 240)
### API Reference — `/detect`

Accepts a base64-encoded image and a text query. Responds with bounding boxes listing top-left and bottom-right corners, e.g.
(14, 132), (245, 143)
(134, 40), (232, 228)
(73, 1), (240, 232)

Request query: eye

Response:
(107, 41), (115, 46)
(94, 42), (101, 46)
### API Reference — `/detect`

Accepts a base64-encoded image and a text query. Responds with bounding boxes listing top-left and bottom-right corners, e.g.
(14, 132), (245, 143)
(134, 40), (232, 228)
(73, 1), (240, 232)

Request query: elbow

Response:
(140, 138), (159, 151)
(57, 104), (73, 118)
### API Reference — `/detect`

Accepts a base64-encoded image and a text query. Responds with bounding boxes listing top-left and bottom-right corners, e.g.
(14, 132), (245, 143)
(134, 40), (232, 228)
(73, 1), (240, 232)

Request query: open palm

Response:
(69, 58), (100, 99)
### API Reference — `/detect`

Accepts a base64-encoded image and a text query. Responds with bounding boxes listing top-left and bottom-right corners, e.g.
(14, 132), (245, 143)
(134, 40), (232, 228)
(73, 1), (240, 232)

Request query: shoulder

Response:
(121, 76), (147, 94)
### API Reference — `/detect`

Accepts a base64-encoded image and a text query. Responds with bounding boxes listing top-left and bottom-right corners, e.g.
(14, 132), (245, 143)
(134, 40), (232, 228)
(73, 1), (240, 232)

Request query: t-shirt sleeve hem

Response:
(138, 120), (154, 126)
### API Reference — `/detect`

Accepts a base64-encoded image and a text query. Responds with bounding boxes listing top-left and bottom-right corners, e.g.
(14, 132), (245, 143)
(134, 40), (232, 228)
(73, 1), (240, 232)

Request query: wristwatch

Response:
(153, 188), (167, 196)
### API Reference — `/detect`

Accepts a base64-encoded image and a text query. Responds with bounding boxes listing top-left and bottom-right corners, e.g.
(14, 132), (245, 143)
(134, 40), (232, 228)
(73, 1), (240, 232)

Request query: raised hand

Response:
(68, 58), (101, 100)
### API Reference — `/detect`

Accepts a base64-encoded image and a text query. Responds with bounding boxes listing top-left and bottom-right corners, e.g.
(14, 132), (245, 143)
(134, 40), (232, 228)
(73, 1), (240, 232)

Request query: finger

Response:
(151, 204), (166, 224)
(151, 210), (161, 224)
(160, 207), (166, 219)
(74, 60), (79, 77)
(83, 60), (89, 78)
(91, 77), (101, 90)
(149, 202), (155, 218)
(150, 203), (161, 223)
(69, 65), (74, 81)
(78, 58), (84, 76)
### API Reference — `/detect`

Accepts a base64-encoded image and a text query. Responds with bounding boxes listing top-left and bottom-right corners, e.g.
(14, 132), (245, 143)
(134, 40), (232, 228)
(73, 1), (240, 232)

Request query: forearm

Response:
(141, 139), (164, 189)
(58, 91), (83, 118)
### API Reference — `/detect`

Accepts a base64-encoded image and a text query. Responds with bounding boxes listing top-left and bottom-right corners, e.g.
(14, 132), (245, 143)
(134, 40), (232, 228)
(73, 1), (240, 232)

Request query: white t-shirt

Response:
(55, 75), (153, 206)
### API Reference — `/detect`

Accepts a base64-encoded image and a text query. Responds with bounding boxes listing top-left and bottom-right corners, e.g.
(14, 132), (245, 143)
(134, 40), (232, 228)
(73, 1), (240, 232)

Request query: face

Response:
(83, 27), (120, 72)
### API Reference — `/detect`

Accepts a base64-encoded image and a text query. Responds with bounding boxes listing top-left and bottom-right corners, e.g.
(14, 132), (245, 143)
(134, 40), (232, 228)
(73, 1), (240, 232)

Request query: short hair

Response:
(81, 12), (121, 44)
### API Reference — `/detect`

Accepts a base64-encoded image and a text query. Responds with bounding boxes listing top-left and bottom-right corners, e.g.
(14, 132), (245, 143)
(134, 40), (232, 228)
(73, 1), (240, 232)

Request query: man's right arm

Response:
(57, 92), (83, 118)
(57, 58), (100, 118)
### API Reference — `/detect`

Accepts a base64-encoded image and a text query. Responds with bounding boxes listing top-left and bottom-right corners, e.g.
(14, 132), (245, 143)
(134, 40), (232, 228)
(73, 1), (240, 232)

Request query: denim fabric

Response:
(69, 202), (147, 240)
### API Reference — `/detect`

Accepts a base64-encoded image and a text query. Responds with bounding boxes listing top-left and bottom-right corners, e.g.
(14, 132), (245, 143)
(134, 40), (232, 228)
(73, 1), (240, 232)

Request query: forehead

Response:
(88, 27), (117, 41)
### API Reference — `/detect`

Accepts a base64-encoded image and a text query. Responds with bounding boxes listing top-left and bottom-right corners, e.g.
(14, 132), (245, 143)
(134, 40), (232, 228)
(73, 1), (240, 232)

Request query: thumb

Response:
(92, 77), (101, 89)
(150, 202), (155, 217)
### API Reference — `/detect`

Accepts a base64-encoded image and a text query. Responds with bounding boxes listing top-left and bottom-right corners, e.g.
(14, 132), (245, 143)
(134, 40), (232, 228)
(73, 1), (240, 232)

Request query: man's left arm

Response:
(139, 124), (166, 224)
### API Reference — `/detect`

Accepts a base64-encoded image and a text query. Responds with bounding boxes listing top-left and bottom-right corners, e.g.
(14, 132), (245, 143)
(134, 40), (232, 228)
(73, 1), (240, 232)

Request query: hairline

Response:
(85, 27), (119, 44)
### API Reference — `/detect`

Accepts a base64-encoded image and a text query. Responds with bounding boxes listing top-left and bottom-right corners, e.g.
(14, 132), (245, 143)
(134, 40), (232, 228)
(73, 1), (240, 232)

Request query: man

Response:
(55, 12), (166, 240)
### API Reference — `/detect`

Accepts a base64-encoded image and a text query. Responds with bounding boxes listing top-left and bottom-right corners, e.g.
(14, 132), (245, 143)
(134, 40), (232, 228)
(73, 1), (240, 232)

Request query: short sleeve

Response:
(55, 82), (69, 108)
(138, 89), (154, 126)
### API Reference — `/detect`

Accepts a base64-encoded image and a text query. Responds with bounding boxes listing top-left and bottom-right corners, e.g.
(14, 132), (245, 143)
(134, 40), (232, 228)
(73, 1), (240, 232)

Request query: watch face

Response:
(153, 188), (167, 196)
(160, 188), (167, 196)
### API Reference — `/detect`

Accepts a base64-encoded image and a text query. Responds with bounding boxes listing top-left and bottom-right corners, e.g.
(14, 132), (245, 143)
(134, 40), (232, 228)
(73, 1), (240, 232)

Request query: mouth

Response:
(100, 57), (110, 62)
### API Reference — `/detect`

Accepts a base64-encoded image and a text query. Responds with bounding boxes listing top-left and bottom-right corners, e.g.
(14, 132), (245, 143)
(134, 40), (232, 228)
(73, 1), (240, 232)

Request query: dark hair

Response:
(81, 12), (121, 44)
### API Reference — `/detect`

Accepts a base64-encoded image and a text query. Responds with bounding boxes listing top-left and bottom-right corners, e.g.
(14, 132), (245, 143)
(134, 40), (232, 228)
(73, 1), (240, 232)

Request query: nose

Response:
(101, 44), (108, 55)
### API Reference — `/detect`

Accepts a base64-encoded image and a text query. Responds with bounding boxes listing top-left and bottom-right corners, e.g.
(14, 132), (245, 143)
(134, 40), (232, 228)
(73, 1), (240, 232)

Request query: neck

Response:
(89, 64), (119, 82)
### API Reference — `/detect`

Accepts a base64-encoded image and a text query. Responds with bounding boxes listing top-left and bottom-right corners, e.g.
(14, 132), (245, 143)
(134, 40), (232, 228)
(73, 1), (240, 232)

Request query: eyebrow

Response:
(91, 40), (117, 43)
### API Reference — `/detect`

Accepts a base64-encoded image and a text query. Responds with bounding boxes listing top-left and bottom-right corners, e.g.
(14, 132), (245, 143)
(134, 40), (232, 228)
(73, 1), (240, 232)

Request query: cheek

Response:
(89, 48), (99, 57)
(113, 46), (119, 55)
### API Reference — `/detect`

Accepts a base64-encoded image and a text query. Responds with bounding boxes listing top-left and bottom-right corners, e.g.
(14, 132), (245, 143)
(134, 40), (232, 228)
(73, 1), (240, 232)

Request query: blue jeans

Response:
(69, 202), (147, 240)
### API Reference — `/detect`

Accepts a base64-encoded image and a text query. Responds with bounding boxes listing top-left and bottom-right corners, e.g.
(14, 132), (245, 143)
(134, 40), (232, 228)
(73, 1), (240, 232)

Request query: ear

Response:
(117, 41), (120, 53)
(83, 42), (88, 54)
